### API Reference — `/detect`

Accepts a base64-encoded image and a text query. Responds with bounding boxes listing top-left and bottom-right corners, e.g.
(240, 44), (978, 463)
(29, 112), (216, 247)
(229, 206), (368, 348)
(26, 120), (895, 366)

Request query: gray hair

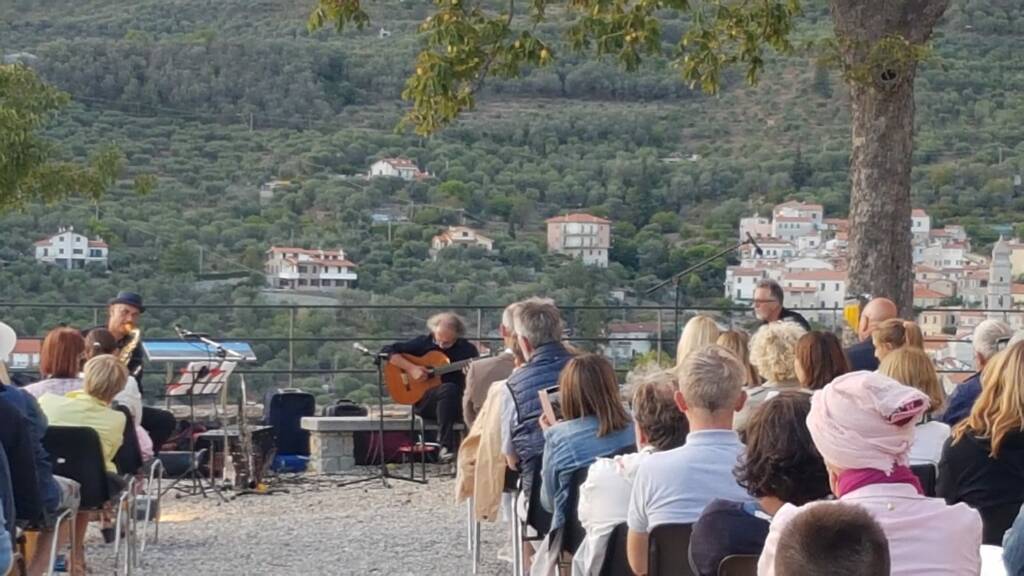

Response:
(974, 319), (1013, 360)
(513, 298), (562, 347)
(427, 312), (466, 337)
(677, 344), (745, 412)
(756, 279), (785, 305)
(501, 302), (521, 332)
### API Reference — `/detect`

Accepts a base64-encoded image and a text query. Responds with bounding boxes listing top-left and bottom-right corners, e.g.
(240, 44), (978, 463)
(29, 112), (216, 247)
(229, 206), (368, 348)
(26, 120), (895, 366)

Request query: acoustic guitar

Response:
(383, 350), (488, 405)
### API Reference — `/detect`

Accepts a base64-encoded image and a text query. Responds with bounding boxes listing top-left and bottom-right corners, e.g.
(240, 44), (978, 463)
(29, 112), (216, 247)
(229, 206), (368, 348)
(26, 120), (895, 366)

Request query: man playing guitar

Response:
(382, 312), (479, 462)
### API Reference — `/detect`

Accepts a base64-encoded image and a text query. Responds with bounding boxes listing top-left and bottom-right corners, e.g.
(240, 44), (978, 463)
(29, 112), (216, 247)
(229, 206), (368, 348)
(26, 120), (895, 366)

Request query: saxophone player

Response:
(84, 291), (177, 454)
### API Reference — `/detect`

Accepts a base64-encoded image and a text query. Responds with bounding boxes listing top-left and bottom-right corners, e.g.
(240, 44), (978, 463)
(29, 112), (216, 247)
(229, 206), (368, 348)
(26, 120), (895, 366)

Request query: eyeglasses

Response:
(996, 336), (1012, 352)
(752, 299), (778, 305)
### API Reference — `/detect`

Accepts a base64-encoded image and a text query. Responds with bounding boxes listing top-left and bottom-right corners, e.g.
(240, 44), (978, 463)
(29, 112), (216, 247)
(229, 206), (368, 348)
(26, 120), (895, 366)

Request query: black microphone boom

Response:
(746, 232), (765, 257)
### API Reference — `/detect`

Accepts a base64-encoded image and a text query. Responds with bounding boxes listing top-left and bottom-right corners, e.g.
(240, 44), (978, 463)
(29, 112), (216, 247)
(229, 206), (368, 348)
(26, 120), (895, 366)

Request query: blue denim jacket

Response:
(1004, 503), (1024, 575)
(540, 415), (636, 531)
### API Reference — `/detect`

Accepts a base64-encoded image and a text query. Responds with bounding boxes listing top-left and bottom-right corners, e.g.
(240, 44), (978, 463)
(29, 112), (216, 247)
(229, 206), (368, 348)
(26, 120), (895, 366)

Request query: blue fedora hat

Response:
(108, 291), (146, 313)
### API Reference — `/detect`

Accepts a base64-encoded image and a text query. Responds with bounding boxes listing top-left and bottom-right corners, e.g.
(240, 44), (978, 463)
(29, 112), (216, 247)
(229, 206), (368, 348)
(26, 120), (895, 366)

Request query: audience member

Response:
(759, 371), (982, 576)
(540, 354), (635, 529)
(845, 297), (898, 371)
(675, 315), (720, 366)
(85, 329), (154, 460)
(794, 331), (850, 391)
(752, 279), (811, 331)
(508, 300), (574, 489)
(24, 327), (86, 398)
(878, 348), (949, 465)
(942, 319), (1013, 426)
(691, 391), (830, 576)
(1003, 503), (1024, 575)
(872, 318), (924, 362)
(716, 330), (759, 387)
(736, 322), (806, 431)
(0, 491), (9, 576)
(0, 323), (81, 576)
(939, 341), (1024, 545)
(463, 303), (519, 428)
(773, 502), (891, 576)
(572, 369), (688, 576)
(626, 345), (752, 575)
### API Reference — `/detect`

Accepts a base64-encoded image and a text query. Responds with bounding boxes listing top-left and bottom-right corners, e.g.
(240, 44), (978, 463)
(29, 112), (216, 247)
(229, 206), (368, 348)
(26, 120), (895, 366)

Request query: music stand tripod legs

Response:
(338, 351), (427, 488)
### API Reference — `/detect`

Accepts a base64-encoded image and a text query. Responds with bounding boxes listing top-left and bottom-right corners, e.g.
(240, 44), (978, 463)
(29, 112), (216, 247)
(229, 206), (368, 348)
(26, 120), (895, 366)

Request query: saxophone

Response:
(119, 323), (141, 374)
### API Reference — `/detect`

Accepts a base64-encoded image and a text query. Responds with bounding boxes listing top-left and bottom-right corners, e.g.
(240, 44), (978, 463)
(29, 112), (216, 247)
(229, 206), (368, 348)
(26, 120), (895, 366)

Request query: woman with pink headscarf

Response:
(758, 371), (983, 576)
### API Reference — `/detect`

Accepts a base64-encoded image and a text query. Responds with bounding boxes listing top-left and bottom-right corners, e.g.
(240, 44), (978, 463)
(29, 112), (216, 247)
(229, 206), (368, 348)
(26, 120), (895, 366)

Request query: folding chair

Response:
(137, 458), (163, 556)
(598, 523), (634, 576)
(717, 554), (759, 576)
(910, 463), (937, 497)
(648, 523), (694, 576)
(113, 405), (144, 477)
(43, 426), (126, 575)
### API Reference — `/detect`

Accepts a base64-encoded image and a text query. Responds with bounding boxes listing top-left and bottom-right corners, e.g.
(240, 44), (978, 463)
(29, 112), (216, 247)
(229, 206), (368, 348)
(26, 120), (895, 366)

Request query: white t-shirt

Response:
(910, 419), (951, 466)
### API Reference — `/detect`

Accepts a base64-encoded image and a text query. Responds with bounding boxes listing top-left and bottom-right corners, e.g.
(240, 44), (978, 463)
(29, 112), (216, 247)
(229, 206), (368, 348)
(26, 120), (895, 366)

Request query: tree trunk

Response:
(830, 0), (950, 318)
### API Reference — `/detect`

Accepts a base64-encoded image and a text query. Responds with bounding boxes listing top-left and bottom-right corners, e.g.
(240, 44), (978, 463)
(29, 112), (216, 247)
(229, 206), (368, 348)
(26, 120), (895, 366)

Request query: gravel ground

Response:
(85, 467), (515, 575)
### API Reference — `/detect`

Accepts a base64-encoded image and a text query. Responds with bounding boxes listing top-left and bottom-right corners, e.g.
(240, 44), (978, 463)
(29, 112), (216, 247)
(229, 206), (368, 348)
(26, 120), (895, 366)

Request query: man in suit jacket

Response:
(463, 303), (520, 428)
(845, 298), (899, 371)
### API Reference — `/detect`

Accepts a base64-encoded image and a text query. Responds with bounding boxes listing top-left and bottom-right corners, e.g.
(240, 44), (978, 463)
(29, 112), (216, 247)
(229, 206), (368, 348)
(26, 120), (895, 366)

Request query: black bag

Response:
(321, 398), (368, 417)
(263, 389), (316, 456)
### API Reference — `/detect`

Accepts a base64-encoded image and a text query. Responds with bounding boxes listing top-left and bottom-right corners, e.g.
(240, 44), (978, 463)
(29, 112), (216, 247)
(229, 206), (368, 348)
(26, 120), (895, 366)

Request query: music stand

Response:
(338, 346), (426, 488)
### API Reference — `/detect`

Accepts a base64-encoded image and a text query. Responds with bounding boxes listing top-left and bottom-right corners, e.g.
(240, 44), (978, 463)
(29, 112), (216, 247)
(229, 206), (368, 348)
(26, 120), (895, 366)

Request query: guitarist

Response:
(382, 312), (479, 462)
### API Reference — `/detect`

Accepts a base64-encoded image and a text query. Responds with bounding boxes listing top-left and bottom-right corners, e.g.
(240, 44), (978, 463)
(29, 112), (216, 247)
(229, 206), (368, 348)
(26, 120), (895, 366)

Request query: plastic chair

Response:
(113, 405), (144, 476)
(648, 523), (694, 576)
(563, 444), (637, 558)
(717, 554), (759, 576)
(599, 523), (634, 576)
(910, 463), (937, 497)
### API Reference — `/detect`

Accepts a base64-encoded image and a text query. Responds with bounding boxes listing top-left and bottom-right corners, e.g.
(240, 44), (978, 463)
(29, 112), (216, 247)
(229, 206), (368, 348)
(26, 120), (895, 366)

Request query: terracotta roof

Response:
(377, 158), (420, 169)
(1013, 284), (1024, 295)
(775, 200), (823, 211)
(268, 246), (346, 257)
(784, 270), (848, 281)
(914, 286), (947, 299)
(12, 339), (41, 354)
(545, 213), (611, 225)
(87, 240), (108, 248)
(775, 216), (813, 222)
(308, 258), (356, 268)
(912, 209), (929, 217)
(915, 265), (941, 274)
(730, 267), (766, 277)
(433, 226), (493, 245)
(607, 322), (660, 334)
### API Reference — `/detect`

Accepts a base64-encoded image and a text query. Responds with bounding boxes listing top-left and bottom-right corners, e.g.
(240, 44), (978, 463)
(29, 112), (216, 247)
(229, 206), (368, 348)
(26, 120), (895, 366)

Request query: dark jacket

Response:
(940, 372), (982, 426)
(508, 342), (574, 469)
(0, 397), (43, 523)
(0, 384), (59, 512)
(845, 339), (879, 372)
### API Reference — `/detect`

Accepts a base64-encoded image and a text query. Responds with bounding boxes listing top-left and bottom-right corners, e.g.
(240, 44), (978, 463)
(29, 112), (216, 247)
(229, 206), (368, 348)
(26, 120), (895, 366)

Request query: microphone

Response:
(746, 232), (765, 257)
(174, 325), (209, 340)
(353, 342), (372, 355)
(174, 324), (187, 340)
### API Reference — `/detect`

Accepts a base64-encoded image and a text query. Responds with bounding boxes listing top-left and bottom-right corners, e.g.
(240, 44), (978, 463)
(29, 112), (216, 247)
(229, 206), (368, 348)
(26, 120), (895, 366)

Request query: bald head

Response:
(858, 298), (899, 341)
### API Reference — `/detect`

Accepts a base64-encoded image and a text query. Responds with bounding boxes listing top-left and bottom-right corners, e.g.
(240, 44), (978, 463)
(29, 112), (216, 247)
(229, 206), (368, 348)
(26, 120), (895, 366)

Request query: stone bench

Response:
(301, 416), (465, 473)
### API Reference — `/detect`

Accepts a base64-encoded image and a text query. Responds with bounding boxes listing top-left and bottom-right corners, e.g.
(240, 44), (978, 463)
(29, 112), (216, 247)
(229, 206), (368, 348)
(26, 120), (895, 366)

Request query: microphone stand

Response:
(339, 346), (426, 488)
(645, 235), (760, 340)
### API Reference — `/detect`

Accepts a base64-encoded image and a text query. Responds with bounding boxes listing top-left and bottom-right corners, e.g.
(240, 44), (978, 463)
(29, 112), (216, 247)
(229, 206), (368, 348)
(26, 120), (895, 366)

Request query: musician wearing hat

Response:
(85, 291), (176, 453)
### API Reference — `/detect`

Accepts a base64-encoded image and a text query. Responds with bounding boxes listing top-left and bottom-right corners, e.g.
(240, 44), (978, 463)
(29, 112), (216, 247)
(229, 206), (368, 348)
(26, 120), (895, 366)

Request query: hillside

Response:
(1, 0), (1022, 401)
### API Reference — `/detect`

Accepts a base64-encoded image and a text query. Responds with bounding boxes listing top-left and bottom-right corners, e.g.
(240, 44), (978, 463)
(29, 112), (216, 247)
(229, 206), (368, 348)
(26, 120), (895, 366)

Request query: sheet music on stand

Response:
(166, 362), (237, 397)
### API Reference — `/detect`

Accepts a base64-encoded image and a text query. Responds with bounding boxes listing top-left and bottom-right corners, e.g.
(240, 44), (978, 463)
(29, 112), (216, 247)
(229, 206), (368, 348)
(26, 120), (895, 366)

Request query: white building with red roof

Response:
(33, 227), (108, 270)
(545, 213), (611, 267)
(369, 158), (429, 181)
(265, 247), (357, 290)
(430, 226), (494, 258)
(604, 322), (660, 366)
(780, 270), (848, 320)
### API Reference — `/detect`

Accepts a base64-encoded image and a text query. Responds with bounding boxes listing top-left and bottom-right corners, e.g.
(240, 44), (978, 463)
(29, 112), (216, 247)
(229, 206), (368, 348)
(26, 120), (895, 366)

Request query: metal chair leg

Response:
(512, 490), (524, 576)
(44, 508), (73, 576)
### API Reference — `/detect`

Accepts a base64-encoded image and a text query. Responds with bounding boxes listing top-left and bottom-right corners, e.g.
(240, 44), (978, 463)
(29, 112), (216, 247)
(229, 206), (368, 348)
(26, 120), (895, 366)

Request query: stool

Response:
(398, 442), (440, 482)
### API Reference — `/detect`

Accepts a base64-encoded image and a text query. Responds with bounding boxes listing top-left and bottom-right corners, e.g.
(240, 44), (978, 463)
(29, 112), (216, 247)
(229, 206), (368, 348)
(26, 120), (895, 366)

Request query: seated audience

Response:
(690, 391), (830, 576)
(0, 323), (81, 576)
(675, 315), (720, 366)
(759, 371), (982, 576)
(794, 330), (850, 391)
(752, 278), (811, 331)
(878, 347), (949, 465)
(626, 345), (753, 576)
(1004, 503), (1024, 575)
(773, 502), (891, 576)
(508, 300), (573, 492)
(872, 318), (924, 362)
(463, 303), (519, 428)
(540, 354), (635, 531)
(24, 327), (87, 398)
(716, 330), (759, 387)
(0, 496), (9, 576)
(84, 329), (154, 460)
(939, 341), (1024, 545)
(572, 369), (688, 576)
(942, 319), (1013, 426)
(845, 297), (898, 371)
(735, 321), (806, 431)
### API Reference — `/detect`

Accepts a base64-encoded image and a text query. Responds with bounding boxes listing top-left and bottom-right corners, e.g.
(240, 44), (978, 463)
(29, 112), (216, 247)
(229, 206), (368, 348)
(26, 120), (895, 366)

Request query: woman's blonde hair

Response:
(83, 354), (128, 404)
(749, 322), (805, 384)
(872, 319), (924, 350)
(559, 354), (631, 437)
(716, 330), (759, 387)
(676, 315), (720, 366)
(878, 347), (945, 414)
(952, 341), (1024, 458)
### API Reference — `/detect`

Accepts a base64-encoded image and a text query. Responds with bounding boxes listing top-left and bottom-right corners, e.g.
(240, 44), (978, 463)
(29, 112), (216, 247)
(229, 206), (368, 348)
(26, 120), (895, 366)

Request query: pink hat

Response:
(807, 370), (929, 474)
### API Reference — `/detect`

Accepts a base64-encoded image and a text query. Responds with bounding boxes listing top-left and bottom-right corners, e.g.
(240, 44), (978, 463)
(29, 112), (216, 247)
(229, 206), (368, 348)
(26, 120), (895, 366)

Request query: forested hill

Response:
(1, 0), (1022, 400)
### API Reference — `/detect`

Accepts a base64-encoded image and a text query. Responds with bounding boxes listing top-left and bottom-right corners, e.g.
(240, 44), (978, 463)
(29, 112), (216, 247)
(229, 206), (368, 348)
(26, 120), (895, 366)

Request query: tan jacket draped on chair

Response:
(455, 380), (509, 522)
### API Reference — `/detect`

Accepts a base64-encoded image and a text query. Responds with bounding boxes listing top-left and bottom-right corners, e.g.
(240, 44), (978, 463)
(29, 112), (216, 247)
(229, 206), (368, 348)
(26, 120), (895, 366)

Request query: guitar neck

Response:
(432, 357), (481, 376)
